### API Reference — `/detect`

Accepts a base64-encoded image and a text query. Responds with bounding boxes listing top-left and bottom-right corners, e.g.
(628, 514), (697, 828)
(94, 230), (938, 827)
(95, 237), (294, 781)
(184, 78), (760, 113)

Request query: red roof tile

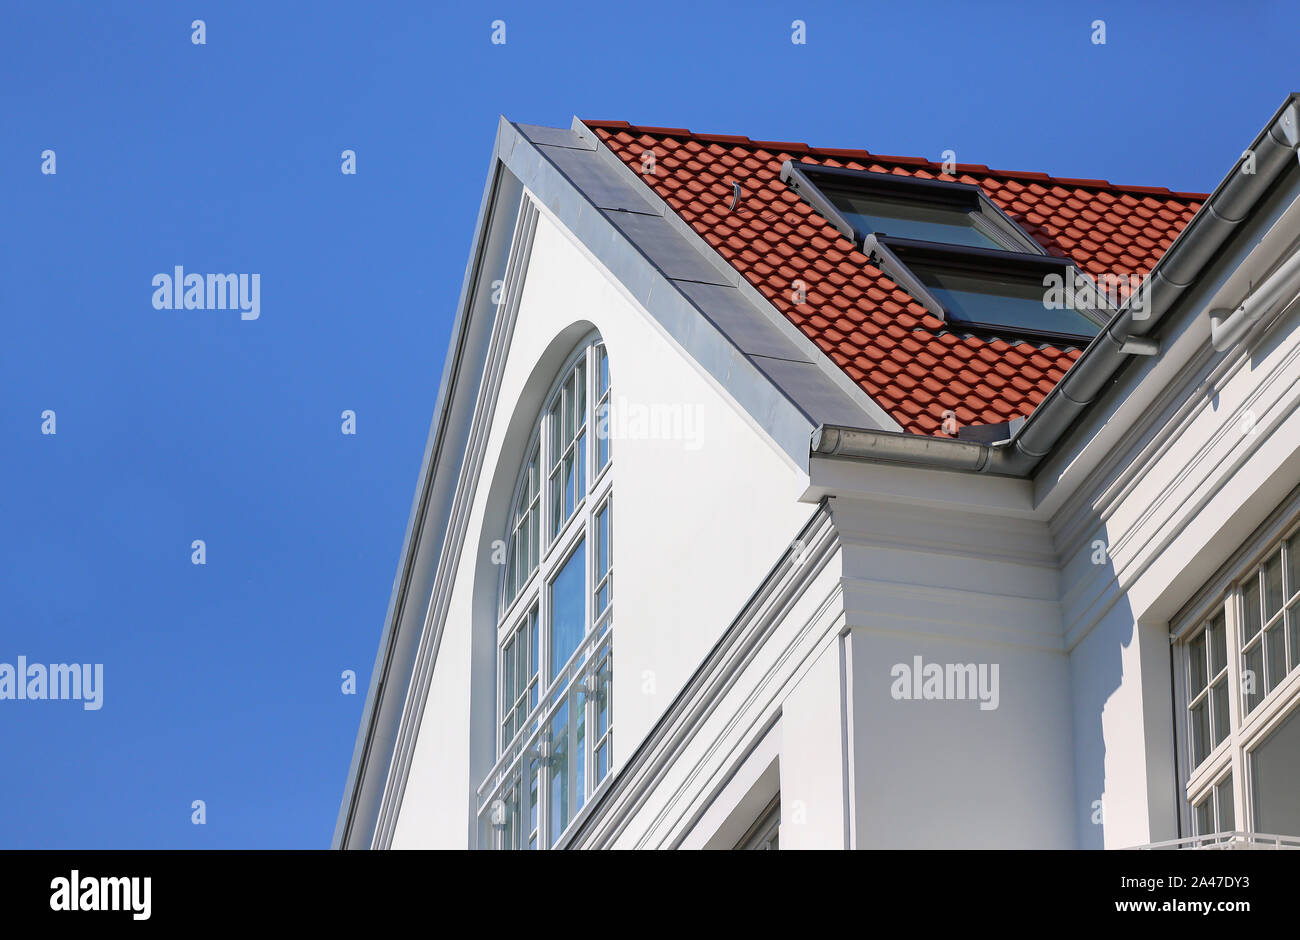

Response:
(585, 121), (1207, 437)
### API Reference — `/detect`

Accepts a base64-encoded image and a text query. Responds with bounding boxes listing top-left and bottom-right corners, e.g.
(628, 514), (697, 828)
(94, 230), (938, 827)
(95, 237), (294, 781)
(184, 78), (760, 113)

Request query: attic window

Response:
(824, 187), (1002, 249)
(889, 239), (1104, 342)
(781, 161), (1107, 343)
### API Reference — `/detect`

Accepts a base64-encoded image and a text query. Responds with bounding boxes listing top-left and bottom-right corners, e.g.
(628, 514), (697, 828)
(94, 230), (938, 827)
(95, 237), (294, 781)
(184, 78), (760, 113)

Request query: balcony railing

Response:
(1134, 831), (1300, 850)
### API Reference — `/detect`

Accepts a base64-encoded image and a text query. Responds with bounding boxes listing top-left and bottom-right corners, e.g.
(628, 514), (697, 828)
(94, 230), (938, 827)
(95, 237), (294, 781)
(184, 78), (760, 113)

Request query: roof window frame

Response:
(781, 161), (1113, 344)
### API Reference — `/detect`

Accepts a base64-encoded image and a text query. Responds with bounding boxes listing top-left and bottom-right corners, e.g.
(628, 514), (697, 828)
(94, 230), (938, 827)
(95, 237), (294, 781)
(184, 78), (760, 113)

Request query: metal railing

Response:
(1135, 831), (1300, 850)
(476, 629), (612, 815)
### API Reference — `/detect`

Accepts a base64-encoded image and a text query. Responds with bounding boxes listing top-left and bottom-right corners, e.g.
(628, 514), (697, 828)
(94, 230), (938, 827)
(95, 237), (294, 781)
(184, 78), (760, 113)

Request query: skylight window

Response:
(892, 240), (1103, 341)
(781, 160), (1109, 343)
(820, 186), (1004, 250)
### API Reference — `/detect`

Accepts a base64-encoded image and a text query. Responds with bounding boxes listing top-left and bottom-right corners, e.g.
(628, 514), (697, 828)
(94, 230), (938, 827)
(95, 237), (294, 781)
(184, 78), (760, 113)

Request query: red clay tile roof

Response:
(585, 120), (1207, 437)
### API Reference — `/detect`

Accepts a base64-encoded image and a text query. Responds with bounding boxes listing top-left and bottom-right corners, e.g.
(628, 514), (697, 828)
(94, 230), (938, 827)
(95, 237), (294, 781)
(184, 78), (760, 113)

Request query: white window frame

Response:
(1174, 510), (1300, 840)
(478, 335), (614, 849)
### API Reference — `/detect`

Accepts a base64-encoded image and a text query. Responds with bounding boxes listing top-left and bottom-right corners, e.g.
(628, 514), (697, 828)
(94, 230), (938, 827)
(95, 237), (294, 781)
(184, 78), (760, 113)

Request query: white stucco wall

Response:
(833, 497), (1077, 848)
(1051, 197), (1300, 847)
(391, 197), (812, 847)
(382, 159), (1300, 852)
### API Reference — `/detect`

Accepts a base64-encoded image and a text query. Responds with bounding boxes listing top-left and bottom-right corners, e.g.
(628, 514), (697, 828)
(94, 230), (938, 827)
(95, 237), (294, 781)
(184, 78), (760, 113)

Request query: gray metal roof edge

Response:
(569, 117), (903, 434)
(335, 112), (867, 846)
(332, 117), (514, 850)
(503, 120), (880, 461)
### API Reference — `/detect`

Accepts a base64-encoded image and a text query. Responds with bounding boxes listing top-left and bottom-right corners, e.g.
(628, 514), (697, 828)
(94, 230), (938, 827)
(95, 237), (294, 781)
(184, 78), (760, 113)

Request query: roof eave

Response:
(813, 92), (1300, 480)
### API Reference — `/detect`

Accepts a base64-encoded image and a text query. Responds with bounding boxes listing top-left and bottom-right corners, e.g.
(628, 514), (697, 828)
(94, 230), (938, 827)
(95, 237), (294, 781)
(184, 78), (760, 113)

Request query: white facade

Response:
(336, 102), (1300, 850)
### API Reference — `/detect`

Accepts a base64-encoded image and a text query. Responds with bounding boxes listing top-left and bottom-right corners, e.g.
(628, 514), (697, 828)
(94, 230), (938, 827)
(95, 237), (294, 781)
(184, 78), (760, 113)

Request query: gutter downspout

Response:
(812, 94), (1300, 477)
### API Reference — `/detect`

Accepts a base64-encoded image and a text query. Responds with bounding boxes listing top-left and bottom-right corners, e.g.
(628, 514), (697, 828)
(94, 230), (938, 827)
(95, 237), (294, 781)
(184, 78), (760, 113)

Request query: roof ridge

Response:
(580, 119), (1210, 200)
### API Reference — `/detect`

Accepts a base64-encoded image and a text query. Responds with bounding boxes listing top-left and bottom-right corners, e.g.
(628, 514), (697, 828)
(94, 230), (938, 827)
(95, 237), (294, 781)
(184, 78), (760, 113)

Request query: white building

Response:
(335, 96), (1300, 850)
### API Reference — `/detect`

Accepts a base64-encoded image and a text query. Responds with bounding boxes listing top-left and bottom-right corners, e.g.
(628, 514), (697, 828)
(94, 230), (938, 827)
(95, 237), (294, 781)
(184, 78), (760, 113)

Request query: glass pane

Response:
(576, 432), (586, 499)
(501, 639), (516, 718)
(526, 508), (537, 577)
(549, 470), (562, 538)
(1251, 707), (1300, 837)
(597, 579), (610, 618)
(549, 540), (586, 680)
(1190, 699), (1210, 766)
(598, 346), (609, 396)
(565, 375), (576, 442)
(549, 701), (570, 846)
(825, 187), (1002, 249)
(1194, 797), (1213, 836)
(528, 759), (539, 850)
(596, 401), (610, 469)
(912, 262), (1100, 338)
(1243, 574), (1263, 639)
(596, 504), (610, 577)
(1243, 642), (1264, 715)
(1266, 622), (1286, 694)
(549, 400), (563, 469)
(1290, 603), (1300, 673)
(563, 451), (576, 521)
(577, 359), (587, 431)
(596, 742), (609, 783)
(574, 688), (586, 814)
(1211, 681), (1230, 748)
(596, 660), (611, 740)
(1189, 631), (1207, 692)
(1208, 615), (1226, 676)
(1288, 533), (1300, 603)
(1216, 777), (1235, 833)
(505, 538), (517, 603)
(528, 608), (539, 684)
(513, 526), (526, 597)
(1265, 551), (1284, 620)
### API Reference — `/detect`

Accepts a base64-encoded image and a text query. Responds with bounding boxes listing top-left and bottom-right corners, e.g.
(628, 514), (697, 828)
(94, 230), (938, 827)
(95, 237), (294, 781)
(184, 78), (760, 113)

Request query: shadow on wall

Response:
(1068, 526), (1169, 850)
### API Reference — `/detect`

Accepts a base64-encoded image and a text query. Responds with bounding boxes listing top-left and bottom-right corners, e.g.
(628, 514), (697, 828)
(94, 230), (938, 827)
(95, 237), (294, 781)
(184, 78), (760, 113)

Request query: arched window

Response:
(480, 337), (613, 849)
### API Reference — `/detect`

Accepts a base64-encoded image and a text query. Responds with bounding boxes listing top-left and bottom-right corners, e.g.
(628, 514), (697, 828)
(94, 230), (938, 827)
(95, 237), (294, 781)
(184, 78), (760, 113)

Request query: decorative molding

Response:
(372, 195), (540, 847)
(1057, 304), (1300, 644)
(562, 505), (841, 849)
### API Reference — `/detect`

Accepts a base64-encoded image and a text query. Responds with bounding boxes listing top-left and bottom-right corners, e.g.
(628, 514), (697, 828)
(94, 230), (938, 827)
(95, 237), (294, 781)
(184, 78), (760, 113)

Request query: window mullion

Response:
(1222, 589), (1247, 832)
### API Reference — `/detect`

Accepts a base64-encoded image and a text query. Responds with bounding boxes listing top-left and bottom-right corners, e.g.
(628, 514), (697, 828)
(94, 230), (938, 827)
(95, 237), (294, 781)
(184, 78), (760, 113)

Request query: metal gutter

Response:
(812, 93), (1300, 477)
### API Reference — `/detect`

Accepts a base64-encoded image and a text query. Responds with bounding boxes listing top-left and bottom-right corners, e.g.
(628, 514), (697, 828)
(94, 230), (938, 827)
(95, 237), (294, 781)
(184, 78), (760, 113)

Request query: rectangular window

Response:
(593, 653), (612, 785)
(594, 501), (612, 627)
(909, 258), (1101, 339)
(499, 606), (538, 752)
(548, 364), (588, 540)
(823, 185), (1003, 250)
(888, 239), (1102, 342)
(505, 446), (541, 605)
(1192, 773), (1234, 836)
(1251, 708), (1300, 836)
(595, 345), (611, 472)
(1187, 614), (1230, 766)
(1177, 511), (1300, 844)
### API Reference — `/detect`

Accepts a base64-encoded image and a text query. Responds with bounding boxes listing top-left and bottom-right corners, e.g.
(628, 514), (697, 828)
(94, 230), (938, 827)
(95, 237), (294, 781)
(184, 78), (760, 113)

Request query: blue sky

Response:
(0, 1), (1296, 848)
